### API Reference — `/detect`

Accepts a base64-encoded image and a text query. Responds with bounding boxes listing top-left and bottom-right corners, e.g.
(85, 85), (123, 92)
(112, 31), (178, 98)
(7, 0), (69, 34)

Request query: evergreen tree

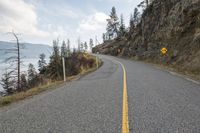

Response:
(47, 40), (62, 80)
(146, 0), (149, 6)
(89, 38), (94, 50)
(61, 41), (67, 57)
(84, 42), (88, 51)
(80, 42), (84, 52)
(21, 74), (28, 90)
(119, 14), (126, 36)
(106, 20), (113, 40)
(133, 8), (140, 26)
(28, 63), (37, 87)
(111, 7), (119, 37)
(149, 0), (154, 4)
(130, 13), (134, 28)
(110, 7), (118, 21)
(67, 39), (71, 57)
(144, 0), (153, 6)
(77, 37), (81, 52)
(0, 70), (14, 94)
(106, 6), (119, 39)
(73, 46), (76, 54)
(38, 53), (47, 74)
(137, 1), (148, 10)
(102, 33), (106, 42)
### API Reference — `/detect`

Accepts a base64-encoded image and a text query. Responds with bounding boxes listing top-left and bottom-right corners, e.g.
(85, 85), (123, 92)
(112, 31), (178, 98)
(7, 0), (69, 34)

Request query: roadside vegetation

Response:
(0, 37), (100, 106)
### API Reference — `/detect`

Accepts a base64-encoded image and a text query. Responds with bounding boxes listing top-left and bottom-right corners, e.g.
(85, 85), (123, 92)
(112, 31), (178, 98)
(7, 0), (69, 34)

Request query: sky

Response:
(0, 0), (142, 47)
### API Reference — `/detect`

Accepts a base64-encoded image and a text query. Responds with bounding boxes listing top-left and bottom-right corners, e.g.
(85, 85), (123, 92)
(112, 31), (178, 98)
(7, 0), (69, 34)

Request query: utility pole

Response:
(62, 57), (66, 82)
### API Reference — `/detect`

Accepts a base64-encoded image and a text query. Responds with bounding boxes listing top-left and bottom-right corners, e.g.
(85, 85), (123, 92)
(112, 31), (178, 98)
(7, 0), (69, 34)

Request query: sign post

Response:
(160, 47), (168, 64)
(62, 57), (66, 82)
(96, 56), (98, 69)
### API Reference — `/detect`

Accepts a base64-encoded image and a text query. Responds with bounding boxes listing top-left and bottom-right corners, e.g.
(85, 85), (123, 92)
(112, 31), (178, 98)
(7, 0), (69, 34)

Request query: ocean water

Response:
(0, 58), (46, 91)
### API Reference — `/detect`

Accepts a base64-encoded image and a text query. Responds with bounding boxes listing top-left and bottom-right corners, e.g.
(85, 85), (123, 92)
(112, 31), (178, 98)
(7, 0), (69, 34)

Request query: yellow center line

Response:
(114, 60), (130, 133)
(121, 63), (129, 133)
(102, 56), (130, 132)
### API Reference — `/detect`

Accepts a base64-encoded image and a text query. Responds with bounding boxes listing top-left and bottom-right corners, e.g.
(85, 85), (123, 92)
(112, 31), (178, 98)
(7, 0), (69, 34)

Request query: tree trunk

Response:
(13, 32), (21, 91)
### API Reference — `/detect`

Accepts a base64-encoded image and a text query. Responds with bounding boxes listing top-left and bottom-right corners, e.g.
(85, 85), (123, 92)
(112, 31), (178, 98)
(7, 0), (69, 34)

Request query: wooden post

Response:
(62, 57), (66, 82)
(96, 56), (99, 69)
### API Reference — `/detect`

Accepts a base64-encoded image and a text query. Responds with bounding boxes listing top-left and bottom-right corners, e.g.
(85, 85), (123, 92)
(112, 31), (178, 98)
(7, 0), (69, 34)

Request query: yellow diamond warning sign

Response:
(161, 47), (167, 54)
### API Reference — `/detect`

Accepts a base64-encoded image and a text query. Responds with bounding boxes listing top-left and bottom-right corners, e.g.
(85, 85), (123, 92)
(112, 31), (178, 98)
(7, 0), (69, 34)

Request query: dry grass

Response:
(128, 56), (200, 82)
(0, 81), (63, 107)
(157, 64), (200, 81)
(0, 54), (102, 107)
(141, 59), (200, 82)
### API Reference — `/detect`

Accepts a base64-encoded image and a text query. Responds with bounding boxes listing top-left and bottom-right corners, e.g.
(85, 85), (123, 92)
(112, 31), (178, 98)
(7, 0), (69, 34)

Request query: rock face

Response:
(93, 0), (200, 75)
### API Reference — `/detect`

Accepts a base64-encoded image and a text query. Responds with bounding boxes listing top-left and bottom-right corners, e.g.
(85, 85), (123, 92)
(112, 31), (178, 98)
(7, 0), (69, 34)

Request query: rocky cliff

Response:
(93, 0), (200, 76)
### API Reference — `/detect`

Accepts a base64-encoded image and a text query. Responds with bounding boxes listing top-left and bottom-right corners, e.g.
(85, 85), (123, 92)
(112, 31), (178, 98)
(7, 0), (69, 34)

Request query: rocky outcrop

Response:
(93, 0), (200, 75)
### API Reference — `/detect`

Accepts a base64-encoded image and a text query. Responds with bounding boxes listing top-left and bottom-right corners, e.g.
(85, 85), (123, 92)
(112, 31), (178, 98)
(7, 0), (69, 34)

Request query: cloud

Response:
(40, 6), (80, 19)
(76, 12), (109, 43)
(60, 9), (79, 19)
(0, 0), (142, 46)
(96, 0), (137, 3)
(77, 12), (108, 33)
(0, 0), (73, 44)
(0, 0), (49, 38)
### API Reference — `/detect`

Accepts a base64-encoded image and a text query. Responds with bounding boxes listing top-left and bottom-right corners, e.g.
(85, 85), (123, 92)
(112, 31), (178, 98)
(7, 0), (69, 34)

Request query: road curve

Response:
(0, 55), (200, 133)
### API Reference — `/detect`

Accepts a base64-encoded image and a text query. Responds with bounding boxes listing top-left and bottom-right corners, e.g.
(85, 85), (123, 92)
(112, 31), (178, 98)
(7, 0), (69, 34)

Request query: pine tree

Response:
(145, 0), (153, 6)
(137, 1), (148, 10)
(102, 33), (106, 42)
(38, 53), (47, 74)
(84, 42), (88, 51)
(0, 70), (14, 94)
(145, 0), (149, 6)
(149, 0), (154, 4)
(106, 6), (119, 39)
(133, 8), (140, 26)
(106, 20), (113, 40)
(130, 13), (134, 28)
(111, 7), (119, 38)
(67, 39), (71, 57)
(77, 37), (81, 52)
(61, 41), (67, 57)
(80, 42), (84, 52)
(119, 14), (126, 37)
(73, 46), (76, 54)
(110, 7), (118, 21)
(21, 74), (28, 90)
(28, 63), (37, 88)
(47, 40), (62, 80)
(89, 38), (94, 50)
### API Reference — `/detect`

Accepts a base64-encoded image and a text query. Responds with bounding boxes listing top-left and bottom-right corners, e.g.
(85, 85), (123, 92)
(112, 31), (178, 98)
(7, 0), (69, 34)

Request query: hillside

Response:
(93, 0), (200, 79)
(0, 41), (52, 59)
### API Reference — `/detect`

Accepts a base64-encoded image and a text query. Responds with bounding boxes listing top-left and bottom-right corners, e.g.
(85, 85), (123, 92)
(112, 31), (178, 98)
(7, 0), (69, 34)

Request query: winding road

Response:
(0, 55), (200, 133)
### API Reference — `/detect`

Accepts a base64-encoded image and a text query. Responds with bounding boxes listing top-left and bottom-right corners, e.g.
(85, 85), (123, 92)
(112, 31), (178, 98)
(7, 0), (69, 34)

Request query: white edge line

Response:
(168, 71), (200, 85)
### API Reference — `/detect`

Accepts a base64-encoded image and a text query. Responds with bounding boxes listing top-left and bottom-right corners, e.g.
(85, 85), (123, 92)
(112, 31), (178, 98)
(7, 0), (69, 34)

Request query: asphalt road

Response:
(0, 55), (200, 133)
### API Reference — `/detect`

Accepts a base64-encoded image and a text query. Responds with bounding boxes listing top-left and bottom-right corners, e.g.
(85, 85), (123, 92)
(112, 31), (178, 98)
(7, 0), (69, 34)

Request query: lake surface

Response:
(0, 58), (48, 91)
